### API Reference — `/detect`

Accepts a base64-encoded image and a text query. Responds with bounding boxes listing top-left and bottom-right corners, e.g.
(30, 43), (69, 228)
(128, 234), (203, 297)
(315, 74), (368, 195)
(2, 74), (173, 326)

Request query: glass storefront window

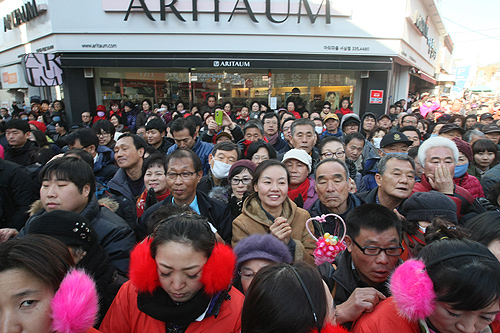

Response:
(97, 68), (357, 114)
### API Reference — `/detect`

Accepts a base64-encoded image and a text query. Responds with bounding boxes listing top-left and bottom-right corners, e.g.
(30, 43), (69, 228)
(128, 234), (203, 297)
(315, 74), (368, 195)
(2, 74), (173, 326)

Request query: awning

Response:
(59, 52), (394, 71)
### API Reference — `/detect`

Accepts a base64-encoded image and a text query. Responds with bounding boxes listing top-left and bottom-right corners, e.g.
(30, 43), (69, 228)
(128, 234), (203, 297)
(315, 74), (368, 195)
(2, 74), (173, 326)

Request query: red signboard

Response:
(369, 90), (383, 104)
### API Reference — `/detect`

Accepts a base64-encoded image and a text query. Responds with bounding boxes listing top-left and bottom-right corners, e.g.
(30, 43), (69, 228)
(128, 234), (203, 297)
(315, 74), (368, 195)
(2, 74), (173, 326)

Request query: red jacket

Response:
(453, 173), (485, 199)
(352, 297), (420, 333)
(412, 175), (474, 218)
(99, 281), (244, 333)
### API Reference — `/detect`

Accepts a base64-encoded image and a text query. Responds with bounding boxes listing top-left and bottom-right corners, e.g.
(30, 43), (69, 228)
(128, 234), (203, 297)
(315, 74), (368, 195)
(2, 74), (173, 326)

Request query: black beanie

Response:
(28, 210), (96, 251)
(402, 191), (458, 224)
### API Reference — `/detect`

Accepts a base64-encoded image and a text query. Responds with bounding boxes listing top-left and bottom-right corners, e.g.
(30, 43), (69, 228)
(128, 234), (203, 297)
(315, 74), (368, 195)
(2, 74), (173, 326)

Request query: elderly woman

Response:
(282, 149), (317, 210)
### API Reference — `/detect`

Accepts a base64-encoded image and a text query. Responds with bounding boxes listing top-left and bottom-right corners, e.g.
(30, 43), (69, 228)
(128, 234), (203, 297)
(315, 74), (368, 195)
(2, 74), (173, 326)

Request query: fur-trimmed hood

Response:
(29, 197), (119, 216)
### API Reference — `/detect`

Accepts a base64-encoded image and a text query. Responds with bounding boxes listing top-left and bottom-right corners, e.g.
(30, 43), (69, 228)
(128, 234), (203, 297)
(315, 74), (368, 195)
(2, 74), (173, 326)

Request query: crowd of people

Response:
(0, 91), (500, 333)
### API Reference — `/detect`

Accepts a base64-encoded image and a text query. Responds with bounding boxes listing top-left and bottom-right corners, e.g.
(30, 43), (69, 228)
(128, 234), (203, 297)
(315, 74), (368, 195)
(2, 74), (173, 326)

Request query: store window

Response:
(97, 68), (357, 114)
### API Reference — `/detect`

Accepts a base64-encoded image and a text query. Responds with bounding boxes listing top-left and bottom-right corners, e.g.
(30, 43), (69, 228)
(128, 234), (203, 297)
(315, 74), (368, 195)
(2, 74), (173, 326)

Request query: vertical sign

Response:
(369, 90), (383, 104)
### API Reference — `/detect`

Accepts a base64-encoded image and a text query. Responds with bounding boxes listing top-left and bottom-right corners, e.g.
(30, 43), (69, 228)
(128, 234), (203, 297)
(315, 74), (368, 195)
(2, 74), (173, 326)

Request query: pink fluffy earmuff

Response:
(51, 268), (99, 333)
(389, 259), (436, 321)
(129, 238), (236, 295)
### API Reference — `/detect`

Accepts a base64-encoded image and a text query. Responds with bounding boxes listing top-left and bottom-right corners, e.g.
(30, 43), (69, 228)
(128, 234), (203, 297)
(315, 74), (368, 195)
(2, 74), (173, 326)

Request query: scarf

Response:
(136, 189), (170, 217)
(266, 132), (280, 145)
(288, 177), (309, 202)
(339, 108), (352, 115)
(137, 287), (212, 327)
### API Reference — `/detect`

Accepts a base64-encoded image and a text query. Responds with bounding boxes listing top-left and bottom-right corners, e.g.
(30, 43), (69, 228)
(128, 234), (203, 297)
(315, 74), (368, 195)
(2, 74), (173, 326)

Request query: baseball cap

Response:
(282, 148), (312, 173)
(439, 123), (465, 135)
(380, 131), (413, 148)
(480, 113), (494, 120)
(323, 113), (339, 122)
(482, 123), (500, 134)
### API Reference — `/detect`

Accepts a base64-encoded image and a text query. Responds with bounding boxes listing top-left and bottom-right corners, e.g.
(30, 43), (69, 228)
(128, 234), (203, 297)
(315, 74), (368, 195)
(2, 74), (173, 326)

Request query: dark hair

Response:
(117, 133), (147, 151)
(142, 153), (168, 176)
(92, 120), (116, 137)
(472, 138), (498, 156)
(223, 101), (233, 110)
(419, 239), (500, 311)
(41, 99), (50, 105)
(206, 94), (216, 101)
(0, 234), (74, 291)
(150, 213), (215, 259)
(246, 141), (276, 160)
(167, 148), (202, 173)
(31, 148), (56, 165)
(145, 118), (167, 133)
(147, 204), (194, 234)
(124, 100), (135, 109)
(323, 101), (331, 108)
(31, 129), (49, 148)
(211, 141), (240, 159)
(261, 112), (280, 129)
(66, 128), (99, 149)
(377, 153), (415, 175)
(344, 132), (365, 145)
(141, 99), (152, 110)
(64, 149), (95, 169)
(319, 136), (343, 155)
(229, 165), (255, 181)
(171, 117), (197, 137)
(408, 145), (420, 160)
(449, 114), (466, 127)
(241, 262), (327, 333)
(39, 156), (96, 200)
(250, 159), (290, 194)
(424, 217), (469, 245)
(465, 212), (500, 247)
(6, 119), (30, 133)
(339, 97), (350, 108)
(175, 101), (185, 110)
(250, 101), (261, 109)
(366, 126), (385, 141)
(346, 203), (402, 240)
(401, 114), (418, 124)
(53, 100), (65, 110)
(110, 100), (120, 108)
(399, 125), (421, 139)
(487, 182), (500, 208)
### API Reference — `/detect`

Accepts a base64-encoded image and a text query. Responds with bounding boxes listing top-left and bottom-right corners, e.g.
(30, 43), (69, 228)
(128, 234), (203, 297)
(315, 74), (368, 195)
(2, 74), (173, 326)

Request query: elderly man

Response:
(319, 204), (403, 329)
(320, 113), (342, 139)
(412, 136), (474, 219)
(282, 149), (317, 210)
(278, 118), (320, 170)
(360, 131), (413, 193)
(308, 159), (364, 230)
(139, 149), (233, 243)
(358, 154), (415, 211)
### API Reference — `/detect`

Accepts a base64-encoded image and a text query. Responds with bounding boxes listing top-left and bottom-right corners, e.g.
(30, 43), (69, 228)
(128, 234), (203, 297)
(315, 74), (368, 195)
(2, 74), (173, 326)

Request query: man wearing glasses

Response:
(139, 148), (232, 243)
(319, 204), (403, 329)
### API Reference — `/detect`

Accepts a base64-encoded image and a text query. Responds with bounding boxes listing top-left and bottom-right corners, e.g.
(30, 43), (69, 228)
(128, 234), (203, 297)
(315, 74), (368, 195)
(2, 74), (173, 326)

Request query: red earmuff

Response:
(129, 238), (160, 294)
(389, 259), (436, 321)
(129, 238), (236, 295)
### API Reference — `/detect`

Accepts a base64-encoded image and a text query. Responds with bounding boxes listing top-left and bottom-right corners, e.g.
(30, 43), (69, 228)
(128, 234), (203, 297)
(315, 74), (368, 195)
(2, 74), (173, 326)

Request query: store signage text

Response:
(213, 60), (251, 67)
(124, 0), (335, 23)
(3, 0), (46, 32)
(22, 53), (63, 87)
(413, 10), (437, 60)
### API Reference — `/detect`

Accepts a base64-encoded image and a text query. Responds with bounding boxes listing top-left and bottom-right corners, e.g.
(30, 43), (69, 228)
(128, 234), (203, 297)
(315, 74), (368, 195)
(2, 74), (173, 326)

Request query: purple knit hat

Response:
(234, 234), (293, 271)
(228, 159), (257, 180)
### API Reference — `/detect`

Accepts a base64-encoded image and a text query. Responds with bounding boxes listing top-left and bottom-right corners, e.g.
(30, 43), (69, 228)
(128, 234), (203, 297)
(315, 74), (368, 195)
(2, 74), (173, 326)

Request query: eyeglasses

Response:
(166, 171), (197, 180)
(97, 132), (110, 137)
(323, 106), (331, 110)
(231, 177), (252, 185)
(352, 239), (404, 256)
(238, 268), (258, 280)
(321, 151), (345, 158)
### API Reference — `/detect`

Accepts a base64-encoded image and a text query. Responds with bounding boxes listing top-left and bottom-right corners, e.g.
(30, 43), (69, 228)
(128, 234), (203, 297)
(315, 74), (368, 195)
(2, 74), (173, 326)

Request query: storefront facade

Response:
(0, 0), (452, 122)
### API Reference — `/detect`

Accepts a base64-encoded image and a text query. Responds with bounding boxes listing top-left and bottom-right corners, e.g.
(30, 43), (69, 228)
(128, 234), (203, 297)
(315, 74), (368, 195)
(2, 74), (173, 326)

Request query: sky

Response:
(439, 0), (500, 67)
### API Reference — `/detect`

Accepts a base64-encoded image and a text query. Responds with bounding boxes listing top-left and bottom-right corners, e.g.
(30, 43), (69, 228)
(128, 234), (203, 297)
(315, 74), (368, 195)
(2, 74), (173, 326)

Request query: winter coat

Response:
(302, 176), (318, 211)
(94, 145), (119, 185)
(481, 163), (500, 195)
(19, 196), (135, 275)
(138, 191), (233, 243)
(167, 137), (214, 176)
(307, 193), (364, 237)
(108, 168), (145, 228)
(339, 113), (360, 131)
(99, 281), (244, 333)
(356, 187), (406, 212)
(351, 297), (420, 333)
(125, 108), (140, 131)
(0, 159), (36, 229)
(4, 140), (37, 166)
(135, 111), (152, 129)
(320, 128), (343, 140)
(412, 175), (474, 219)
(453, 172), (485, 199)
(232, 194), (316, 265)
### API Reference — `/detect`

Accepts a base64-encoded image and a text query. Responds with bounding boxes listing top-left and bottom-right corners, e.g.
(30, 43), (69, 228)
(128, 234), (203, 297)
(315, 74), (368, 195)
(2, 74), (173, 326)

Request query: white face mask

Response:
(372, 137), (383, 149)
(315, 126), (324, 134)
(211, 160), (232, 179)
